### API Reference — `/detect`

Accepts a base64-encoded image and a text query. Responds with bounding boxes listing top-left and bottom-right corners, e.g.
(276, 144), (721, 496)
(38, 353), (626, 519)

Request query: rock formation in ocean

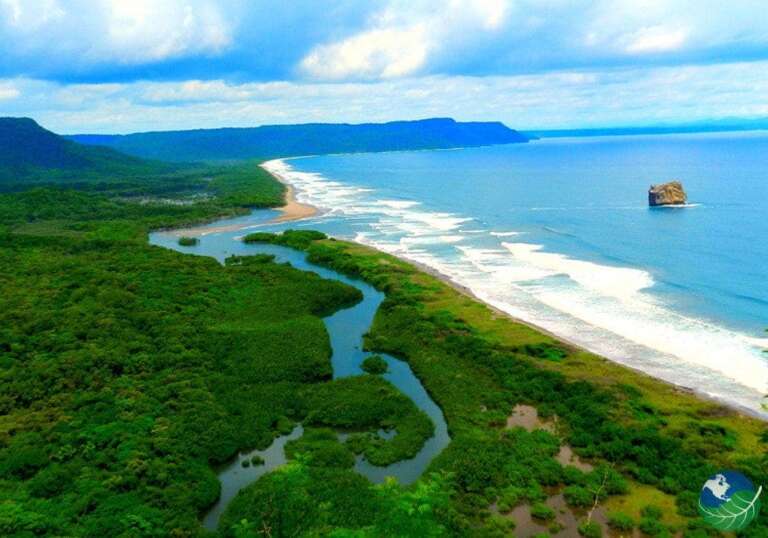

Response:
(648, 181), (687, 206)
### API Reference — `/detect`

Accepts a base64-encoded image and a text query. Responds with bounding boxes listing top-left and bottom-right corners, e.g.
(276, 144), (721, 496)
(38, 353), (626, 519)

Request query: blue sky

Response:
(1, 0), (767, 133)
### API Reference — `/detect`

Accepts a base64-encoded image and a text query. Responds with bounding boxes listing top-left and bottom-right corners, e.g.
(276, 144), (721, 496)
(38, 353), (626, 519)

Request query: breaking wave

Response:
(262, 159), (768, 415)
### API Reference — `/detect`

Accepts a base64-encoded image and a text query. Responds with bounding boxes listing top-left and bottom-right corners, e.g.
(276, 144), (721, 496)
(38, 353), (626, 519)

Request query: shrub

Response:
(177, 236), (198, 246)
(242, 232), (274, 243)
(496, 486), (523, 513)
(515, 343), (568, 361)
(28, 464), (71, 498)
(577, 520), (602, 538)
(285, 429), (355, 469)
(530, 503), (555, 521)
(486, 514), (515, 535)
(563, 485), (593, 507)
(640, 505), (663, 520)
(607, 511), (634, 531)
(250, 455), (265, 466)
(639, 518), (666, 536)
(361, 355), (388, 375)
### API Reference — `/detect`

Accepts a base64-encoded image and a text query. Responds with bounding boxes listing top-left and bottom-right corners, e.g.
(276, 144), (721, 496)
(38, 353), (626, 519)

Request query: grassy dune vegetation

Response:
(243, 230), (768, 537)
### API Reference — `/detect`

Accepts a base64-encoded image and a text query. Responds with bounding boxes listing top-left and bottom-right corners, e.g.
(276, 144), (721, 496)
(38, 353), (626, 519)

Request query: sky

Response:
(1, 0), (767, 133)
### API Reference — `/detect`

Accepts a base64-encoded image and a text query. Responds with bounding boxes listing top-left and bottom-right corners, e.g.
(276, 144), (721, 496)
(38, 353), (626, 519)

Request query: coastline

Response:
(162, 158), (765, 420)
(261, 162), (319, 223)
(406, 257), (765, 418)
(168, 161), (319, 237)
(262, 161), (765, 420)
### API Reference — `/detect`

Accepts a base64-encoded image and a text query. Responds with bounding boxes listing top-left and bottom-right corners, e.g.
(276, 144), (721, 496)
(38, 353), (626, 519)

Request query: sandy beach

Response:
(162, 159), (765, 418)
(171, 162), (318, 236)
(271, 182), (318, 223)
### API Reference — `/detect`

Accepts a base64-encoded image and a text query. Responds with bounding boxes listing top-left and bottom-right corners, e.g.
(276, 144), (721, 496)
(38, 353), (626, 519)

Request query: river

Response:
(149, 225), (450, 530)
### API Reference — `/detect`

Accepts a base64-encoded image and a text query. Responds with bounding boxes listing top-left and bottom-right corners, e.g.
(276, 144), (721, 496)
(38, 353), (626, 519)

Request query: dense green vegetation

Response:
(2, 118), (766, 537)
(0, 117), (168, 185)
(220, 463), (456, 538)
(0, 118), (285, 212)
(0, 188), (448, 537)
(242, 231), (768, 537)
(68, 118), (529, 162)
(0, 204), (375, 535)
(361, 355), (388, 375)
(302, 375), (433, 466)
(178, 236), (199, 246)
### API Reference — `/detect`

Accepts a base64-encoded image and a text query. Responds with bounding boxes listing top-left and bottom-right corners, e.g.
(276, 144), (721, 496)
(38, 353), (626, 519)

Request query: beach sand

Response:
(402, 256), (768, 418)
(162, 164), (762, 418)
(271, 182), (318, 223)
(170, 163), (318, 236)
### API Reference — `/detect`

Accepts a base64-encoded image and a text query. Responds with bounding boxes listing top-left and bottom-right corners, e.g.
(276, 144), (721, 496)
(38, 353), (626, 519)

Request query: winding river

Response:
(149, 218), (450, 530)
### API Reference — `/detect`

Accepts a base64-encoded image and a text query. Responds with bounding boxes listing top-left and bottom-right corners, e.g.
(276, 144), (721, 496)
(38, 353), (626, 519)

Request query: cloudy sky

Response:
(1, 0), (767, 133)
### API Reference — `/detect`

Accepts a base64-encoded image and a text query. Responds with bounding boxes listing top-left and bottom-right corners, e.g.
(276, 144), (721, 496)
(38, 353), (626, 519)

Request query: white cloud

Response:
(625, 26), (688, 54)
(3, 0), (768, 84)
(5, 60), (768, 133)
(0, 81), (19, 100)
(139, 80), (295, 103)
(301, 25), (430, 80)
(103, 0), (231, 64)
(469, 0), (509, 30)
(0, 0), (234, 67)
(298, 0), (515, 80)
(0, 0), (64, 28)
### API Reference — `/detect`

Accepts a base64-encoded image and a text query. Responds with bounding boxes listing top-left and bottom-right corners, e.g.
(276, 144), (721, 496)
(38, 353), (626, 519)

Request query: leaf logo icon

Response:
(699, 485), (762, 531)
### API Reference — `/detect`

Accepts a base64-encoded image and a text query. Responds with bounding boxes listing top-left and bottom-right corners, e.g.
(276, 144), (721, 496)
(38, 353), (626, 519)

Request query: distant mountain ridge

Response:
(527, 117), (768, 138)
(68, 118), (529, 162)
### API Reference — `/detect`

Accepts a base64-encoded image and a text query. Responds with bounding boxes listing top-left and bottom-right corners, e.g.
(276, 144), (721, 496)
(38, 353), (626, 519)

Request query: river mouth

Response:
(150, 230), (450, 531)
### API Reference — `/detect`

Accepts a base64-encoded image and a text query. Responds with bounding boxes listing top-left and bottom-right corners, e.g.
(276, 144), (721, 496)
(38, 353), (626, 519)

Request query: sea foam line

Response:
(264, 158), (768, 414)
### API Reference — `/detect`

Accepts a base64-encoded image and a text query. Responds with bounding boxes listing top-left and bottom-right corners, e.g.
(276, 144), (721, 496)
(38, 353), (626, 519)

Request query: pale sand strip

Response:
(162, 167), (764, 417)
(271, 181), (318, 223)
(169, 162), (318, 236)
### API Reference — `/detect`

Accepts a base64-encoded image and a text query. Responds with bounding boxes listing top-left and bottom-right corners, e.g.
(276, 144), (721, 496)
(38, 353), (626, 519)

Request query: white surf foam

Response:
(376, 199), (422, 209)
(501, 242), (655, 299)
(266, 157), (768, 415)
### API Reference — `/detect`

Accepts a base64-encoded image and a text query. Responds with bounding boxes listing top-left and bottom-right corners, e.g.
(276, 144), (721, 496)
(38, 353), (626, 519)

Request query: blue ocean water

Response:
(265, 132), (768, 415)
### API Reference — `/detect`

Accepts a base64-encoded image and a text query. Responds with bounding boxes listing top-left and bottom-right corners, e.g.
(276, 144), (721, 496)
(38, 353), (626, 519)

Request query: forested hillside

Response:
(0, 117), (285, 212)
(68, 118), (529, 162)
(0, 118), (173, 185)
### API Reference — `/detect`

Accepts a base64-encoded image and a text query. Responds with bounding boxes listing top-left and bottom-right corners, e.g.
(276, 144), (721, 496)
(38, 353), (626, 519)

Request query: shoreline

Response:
(164, 159), (765, 420)
(166, 161), (319, 237)
(262, 162), (765, 420)
(405, 257), (766, 419)
(260, 161), (319, 223)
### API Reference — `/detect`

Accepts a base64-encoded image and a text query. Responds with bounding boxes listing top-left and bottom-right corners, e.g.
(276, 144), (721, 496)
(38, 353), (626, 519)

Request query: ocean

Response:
(261, 132), (768, 416)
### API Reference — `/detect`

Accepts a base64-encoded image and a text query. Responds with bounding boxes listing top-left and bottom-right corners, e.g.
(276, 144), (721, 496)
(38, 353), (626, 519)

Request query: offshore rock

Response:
(649, 181), (687, 206)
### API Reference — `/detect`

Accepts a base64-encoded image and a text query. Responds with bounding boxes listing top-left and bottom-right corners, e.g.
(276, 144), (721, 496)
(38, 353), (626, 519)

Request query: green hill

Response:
(0, 118), (285, 207)
(68, 117), (529, 162)
(0, 117), (173, 188)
